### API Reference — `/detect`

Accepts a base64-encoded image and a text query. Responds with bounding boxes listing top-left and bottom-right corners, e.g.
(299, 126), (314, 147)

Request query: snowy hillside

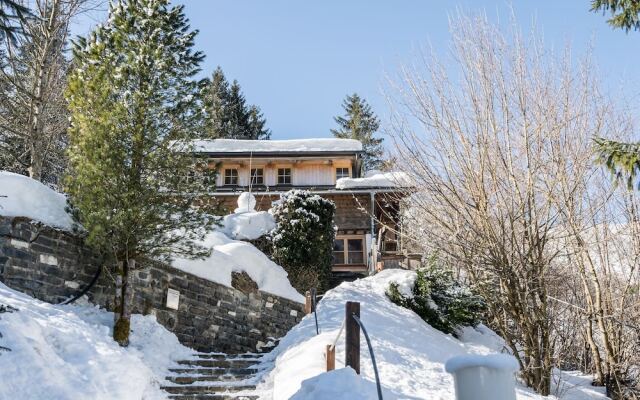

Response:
(0, 282), (192, 400)
(256, 270), (607, 400)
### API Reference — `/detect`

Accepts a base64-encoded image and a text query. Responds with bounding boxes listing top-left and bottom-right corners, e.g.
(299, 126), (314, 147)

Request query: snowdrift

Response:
(258, 270), (607, 400)
(0, 282), (192, 400)
(172, 192), (302, 303)
(0, 171), (75, 231)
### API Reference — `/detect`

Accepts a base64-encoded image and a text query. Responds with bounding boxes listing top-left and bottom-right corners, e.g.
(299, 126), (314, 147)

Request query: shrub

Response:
(386, 256), (485, 336)
(269, 190), (336, 292)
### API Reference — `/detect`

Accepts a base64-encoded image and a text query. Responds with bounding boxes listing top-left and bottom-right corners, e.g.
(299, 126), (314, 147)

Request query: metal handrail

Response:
(352, 314), (383, 400)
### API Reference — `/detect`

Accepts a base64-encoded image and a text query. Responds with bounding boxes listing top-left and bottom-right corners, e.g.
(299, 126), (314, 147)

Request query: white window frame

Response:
(336, 167), (350, 180)
(224, 168), (239, 185)
(277, 167), (292, 185)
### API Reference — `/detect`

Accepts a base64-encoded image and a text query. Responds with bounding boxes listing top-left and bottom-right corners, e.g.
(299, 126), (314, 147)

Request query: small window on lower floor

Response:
(333, 236), (365, 265)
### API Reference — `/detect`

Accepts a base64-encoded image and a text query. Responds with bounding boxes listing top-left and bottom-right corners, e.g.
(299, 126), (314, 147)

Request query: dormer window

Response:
(250, 168), (264, 185)
(277, 168), (292, 185)
(224, 168), (238, 185)
(336, 167), (350, 180)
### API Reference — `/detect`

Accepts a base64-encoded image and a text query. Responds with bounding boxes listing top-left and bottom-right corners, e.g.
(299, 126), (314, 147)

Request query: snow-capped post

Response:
(445, 354), (519, 400)
(345, 301), (360, 374)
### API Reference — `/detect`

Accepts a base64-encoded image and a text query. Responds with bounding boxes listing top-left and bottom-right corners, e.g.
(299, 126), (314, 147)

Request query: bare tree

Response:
(0, 0), (101, 185)
(385, 13), (633, 396)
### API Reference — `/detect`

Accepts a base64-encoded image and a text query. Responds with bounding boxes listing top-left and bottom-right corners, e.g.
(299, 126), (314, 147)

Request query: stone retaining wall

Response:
(0, 216), (304, 353)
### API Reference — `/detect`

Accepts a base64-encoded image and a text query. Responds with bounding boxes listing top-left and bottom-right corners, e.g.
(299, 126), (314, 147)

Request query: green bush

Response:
(269, 190), (336, 292)
(386, 256), (485, 336)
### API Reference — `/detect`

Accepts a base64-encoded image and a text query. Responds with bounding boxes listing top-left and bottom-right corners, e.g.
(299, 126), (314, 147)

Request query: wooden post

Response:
(345, 301), (360, 374)
(326, 344), (335, 371)
(304, 291), (312, 314)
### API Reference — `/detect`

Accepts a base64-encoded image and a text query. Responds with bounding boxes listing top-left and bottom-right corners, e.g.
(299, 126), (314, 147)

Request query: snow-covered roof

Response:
(191, 138), (363, 154)
(336, 170), (413, 190)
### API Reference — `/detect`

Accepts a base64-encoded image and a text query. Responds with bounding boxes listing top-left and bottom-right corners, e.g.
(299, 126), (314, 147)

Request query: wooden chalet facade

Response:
(192, 138), (415, 276)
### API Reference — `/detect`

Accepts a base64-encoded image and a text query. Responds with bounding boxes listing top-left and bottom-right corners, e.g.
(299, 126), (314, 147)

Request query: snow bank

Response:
(191, 138), (363, 153)
(336, 170), (412, 189)
(257, 270), (607, 400)
(0, 171), (75, 231)
(172, 231), (302, 303)
(290, 368), (380, 400)
(0, 282), (192, 400)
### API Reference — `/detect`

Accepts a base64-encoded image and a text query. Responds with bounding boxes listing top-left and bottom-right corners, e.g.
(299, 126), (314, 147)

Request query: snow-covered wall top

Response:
(0, 171), (75, 231)
(336, 170), (413, 190)
(191, 138), (363, 154)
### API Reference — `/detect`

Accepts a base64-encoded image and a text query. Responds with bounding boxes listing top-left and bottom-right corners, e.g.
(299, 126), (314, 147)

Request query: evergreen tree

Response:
(269, 190), (335, 292)
(0, 0), (30, 42)
(591, 0), (640, 32)
(205, 66), (229, 137)
(203, 66), (270, 139)
(590, 1), (640, 184)
(331, 93), (384, 172)
(65, 0), (220, 346)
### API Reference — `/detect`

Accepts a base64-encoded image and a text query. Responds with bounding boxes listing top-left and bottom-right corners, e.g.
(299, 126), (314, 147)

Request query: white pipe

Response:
(445, 354), (519, 400)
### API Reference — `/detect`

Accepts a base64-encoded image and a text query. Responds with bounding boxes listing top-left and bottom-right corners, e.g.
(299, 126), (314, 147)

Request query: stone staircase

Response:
(161, 353), (268, 400)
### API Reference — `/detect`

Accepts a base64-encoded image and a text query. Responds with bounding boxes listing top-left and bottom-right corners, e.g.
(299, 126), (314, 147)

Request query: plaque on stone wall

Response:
(166, 288), (180, 310)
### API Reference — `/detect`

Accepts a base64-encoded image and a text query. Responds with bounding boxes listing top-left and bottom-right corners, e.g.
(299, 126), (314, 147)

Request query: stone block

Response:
(39, 254), (58, 266)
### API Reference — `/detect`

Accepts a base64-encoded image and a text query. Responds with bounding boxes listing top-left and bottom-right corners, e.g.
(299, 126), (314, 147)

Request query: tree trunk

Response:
(113, 259), (134, 346)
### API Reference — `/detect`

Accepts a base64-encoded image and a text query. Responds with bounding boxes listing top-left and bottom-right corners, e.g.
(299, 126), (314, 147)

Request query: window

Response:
(333, 236), (365, 265)
(277, 168), (292, 185)
(224, 168), (238, 185)
(336, 167), (350, 180)
(250, 168), (264, 185)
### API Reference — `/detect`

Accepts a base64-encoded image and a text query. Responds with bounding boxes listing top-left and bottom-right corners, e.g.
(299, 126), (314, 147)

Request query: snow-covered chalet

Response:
(190, 138), (416, 279)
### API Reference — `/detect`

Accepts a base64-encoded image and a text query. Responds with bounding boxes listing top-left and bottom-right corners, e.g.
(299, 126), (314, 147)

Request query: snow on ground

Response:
(191, 138), (363, 153)
(0, 170), (76, 231)
(336, 170), (413, 190)
(0, 282), (192, 400)
(256, 269), (607, 400)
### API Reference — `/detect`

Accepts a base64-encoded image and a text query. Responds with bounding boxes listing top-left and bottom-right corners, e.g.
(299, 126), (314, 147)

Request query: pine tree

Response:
(65, 0), (220, 346)
(590, 1), (640, 184)
(591, 0), (640, 32)
(0, 0), (30, 42)
(331, 93), (384, 172)
(205, 66), (229, 138)
(203, 66), (270, 140)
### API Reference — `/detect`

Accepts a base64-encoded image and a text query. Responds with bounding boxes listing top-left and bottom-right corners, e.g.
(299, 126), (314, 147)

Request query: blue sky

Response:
(75, 1), (640, 140)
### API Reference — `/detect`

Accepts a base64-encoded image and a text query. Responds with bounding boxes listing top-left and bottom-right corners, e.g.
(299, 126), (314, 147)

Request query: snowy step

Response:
(161, 384), (256, 395)
(166, 374), (257, 384)
(176, 359), (260, 368)
(167, 395), (258, 400)
(163, 351), (269, 400)
(192, 353), (261, 361)
(168, 367), (259, 376)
